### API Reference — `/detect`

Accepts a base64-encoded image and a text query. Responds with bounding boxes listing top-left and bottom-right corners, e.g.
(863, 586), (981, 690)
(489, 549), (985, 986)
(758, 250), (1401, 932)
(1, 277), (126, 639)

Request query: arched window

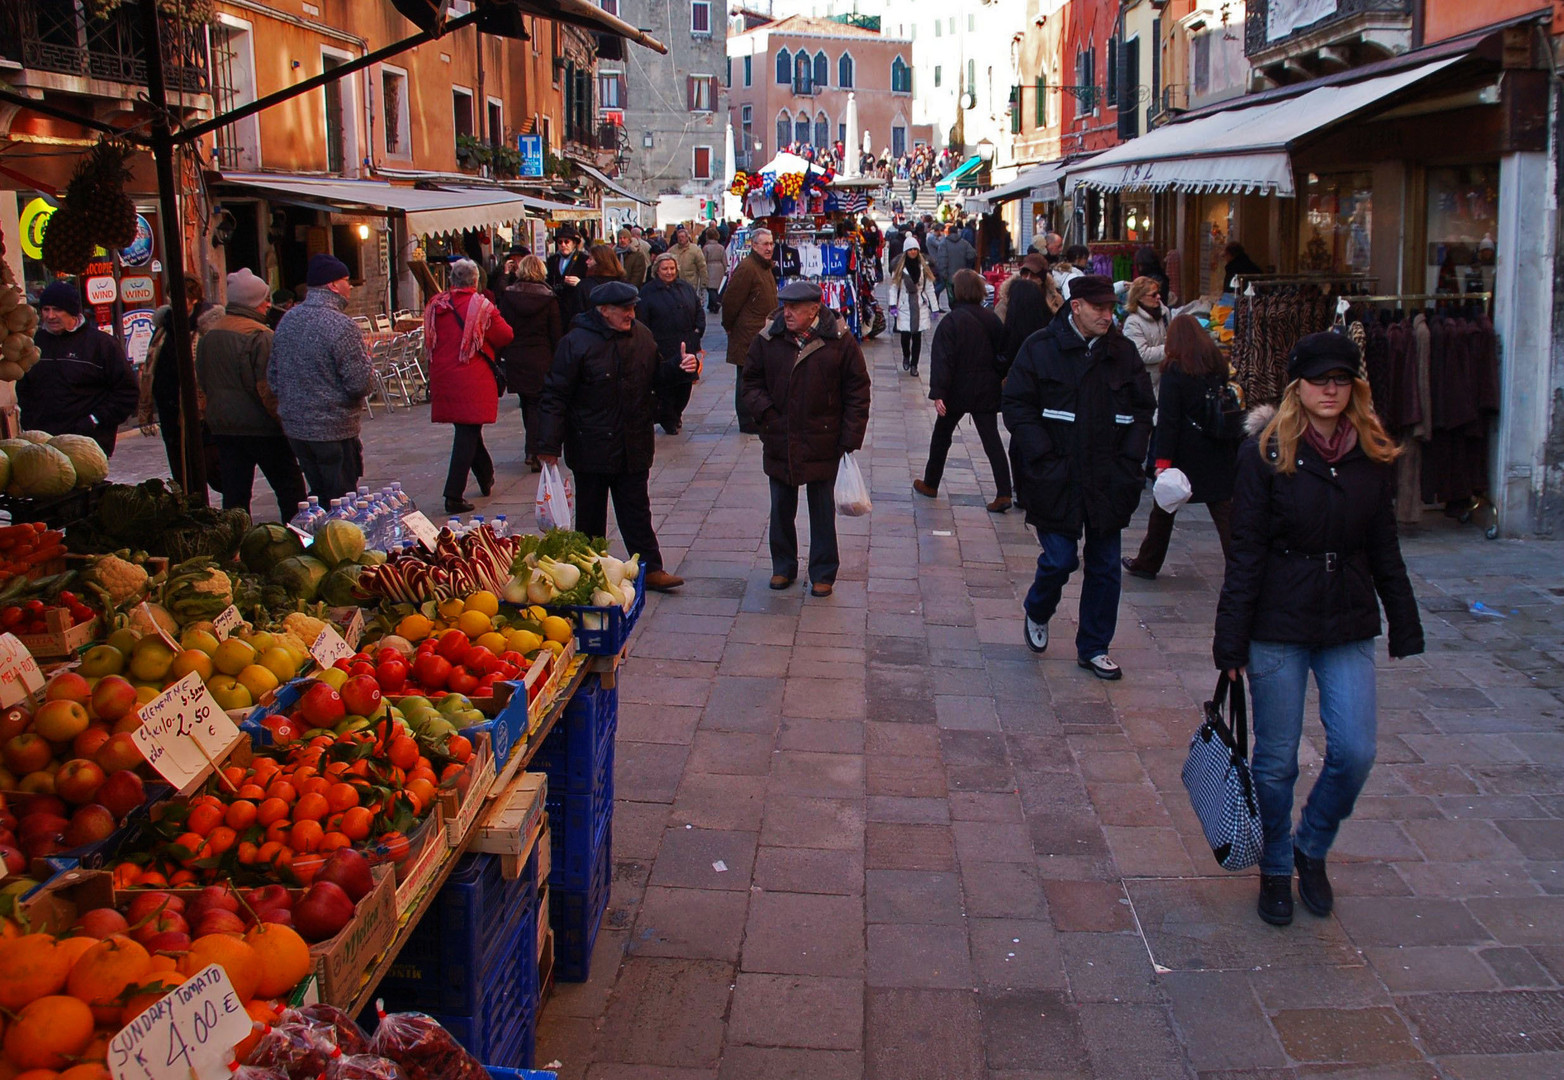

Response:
(775, 48), (791, 85)
(794, 51), (812, 94)
(813, 51), (828, 90)
(794, 113), (811, 145)
(814, 111), (829, 147)
(837, 52), (854, 88)
(891, 55), (911, 94)
(776, 110), (792, 150)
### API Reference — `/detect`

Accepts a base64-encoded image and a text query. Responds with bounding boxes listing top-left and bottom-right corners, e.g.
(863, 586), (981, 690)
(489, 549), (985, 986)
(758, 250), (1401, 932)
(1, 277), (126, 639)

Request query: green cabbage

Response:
(7, 443), (75, 498)
(319, 564), (365, 607)
(240, 523), (305, 574)
(312, 520), (366, 568)
(47, 434), (109, 488)
(268, 555), (331, 601)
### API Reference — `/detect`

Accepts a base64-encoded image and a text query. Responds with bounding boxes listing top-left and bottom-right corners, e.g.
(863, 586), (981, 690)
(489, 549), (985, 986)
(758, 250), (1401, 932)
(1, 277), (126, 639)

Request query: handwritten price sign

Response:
(402, 510), (439, 550)
(131, 671), (242, 794)
(212, 605), (243, 642)
(310, 625), (354, 668)
(0, 633), (44, 707)
(343, 608), (365, 650)
(110, 964), (252, 1080)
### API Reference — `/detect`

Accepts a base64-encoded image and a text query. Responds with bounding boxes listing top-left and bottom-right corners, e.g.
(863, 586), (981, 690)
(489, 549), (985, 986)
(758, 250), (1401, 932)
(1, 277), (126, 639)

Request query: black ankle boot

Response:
(1257, 875), (1293, 926)
(1294, 848), (1333, 916)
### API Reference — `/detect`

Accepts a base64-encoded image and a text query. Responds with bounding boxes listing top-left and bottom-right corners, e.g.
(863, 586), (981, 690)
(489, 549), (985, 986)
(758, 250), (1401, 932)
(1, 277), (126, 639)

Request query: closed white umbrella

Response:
(844, 93), (860, 177)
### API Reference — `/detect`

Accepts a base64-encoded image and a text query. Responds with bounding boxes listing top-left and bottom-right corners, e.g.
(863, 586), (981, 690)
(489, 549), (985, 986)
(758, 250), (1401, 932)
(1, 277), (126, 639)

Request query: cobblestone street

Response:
(110, 319), (1564, 1078)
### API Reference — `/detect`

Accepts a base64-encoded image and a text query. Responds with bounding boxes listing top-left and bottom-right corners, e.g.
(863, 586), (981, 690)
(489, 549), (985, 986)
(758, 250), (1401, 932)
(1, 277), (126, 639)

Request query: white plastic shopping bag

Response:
(834, 452), (872, 517)
(1153, 467), (1193, 513)
(535, 462), (575, 532)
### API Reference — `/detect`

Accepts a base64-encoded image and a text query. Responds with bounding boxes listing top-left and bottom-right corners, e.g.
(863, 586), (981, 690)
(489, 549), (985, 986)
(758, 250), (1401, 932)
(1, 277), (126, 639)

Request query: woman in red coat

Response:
(424, 258), (514, 513)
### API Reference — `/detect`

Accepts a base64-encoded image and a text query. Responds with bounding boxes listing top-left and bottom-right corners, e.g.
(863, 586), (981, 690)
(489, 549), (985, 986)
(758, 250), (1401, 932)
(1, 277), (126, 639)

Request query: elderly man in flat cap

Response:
(538, 279), (684, 592)
(1002, 274), (1155, 679)
(741, 281), (871, 598)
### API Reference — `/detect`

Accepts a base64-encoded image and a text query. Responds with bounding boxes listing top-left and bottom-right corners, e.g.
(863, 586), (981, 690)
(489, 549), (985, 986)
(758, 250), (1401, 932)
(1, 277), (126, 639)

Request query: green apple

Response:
(78, 644), (126, 678)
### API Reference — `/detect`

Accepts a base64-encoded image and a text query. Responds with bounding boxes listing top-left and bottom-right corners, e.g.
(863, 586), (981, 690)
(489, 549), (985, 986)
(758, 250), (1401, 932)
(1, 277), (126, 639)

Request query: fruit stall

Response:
(0, 482), (638, 1079)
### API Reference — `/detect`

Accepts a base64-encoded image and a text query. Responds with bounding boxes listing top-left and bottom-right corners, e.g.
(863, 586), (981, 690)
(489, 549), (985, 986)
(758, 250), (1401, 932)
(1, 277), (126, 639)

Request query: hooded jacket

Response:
(496, 281), (564, 397)
(741, 306), (871, 486)
(1213, 406), (1424, 670)
(537, 308), (659, 475)
(21, 315), (139, 455)
(1001, 311), (1156, 537)
(195, 304), (282, 437)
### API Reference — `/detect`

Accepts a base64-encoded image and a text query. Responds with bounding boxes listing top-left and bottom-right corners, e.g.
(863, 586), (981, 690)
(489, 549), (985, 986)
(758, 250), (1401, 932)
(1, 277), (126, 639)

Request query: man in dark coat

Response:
(1001, 275), (1156, 679)
(546, 226), (591, 319)
(720, 228), (778, 433)
(537, 280), (683, 592)
(22, 280), (140, 456)
(741, 281), (871, 597)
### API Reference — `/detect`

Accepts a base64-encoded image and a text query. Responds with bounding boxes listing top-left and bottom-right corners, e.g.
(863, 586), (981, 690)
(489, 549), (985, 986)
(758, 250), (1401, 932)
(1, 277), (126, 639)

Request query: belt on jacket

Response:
(1273, 547), (1341, 572)
(1040, 409), (1136, 425)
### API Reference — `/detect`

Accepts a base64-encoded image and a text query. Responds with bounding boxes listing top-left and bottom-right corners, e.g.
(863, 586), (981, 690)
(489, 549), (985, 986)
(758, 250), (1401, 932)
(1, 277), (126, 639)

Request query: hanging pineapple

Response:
(0, 237), (41, 383)
(39, 138), (139, 274)
(39, 204), (95, 277)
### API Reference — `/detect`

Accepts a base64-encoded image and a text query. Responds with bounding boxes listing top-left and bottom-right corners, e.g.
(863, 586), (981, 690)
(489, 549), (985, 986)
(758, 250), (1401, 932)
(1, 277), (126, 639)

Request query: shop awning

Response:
(575, 162), (653, 205)
(1066, 55), (1463, 197)
(935, 155), (985, 193)
(973, 160), (1071, 208)
(216, 173), (533, 235)
(518, 195), (598, 221)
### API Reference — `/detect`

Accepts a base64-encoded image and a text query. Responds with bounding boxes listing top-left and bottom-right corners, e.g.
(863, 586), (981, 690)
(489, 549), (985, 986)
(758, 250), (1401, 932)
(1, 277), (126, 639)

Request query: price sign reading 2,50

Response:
(131, 673), (242, 794)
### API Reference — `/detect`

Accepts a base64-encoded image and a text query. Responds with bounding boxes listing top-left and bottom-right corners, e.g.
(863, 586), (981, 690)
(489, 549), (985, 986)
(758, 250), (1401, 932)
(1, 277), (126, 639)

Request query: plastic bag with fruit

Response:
(294, 1003), (373, 1056)
(368, 1010), (489, 1080)
(325, 1050), (410, 1080)
(246, 1019), (337, 1080)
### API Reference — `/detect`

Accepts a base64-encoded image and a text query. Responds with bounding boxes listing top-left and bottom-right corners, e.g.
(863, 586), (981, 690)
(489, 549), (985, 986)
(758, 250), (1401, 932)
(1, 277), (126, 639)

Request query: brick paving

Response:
(107, 318), (1564, 1078)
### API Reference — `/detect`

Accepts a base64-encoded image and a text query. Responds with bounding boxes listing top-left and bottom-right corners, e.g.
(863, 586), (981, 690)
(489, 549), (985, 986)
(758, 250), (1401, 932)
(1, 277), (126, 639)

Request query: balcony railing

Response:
(1245, 0), (1412, 57)
(20, 0), (209, 94)
(1147, 83), (1188, 128)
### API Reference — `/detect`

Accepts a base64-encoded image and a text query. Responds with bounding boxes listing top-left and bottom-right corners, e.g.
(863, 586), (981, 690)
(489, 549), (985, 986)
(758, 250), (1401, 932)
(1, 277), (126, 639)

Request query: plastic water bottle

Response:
(390, 482), (416, 514)
(446, 517), (462, 536)
(492, 514), (509, 538)
(288, 500), (313, 533)
(471, 515), (485, 536)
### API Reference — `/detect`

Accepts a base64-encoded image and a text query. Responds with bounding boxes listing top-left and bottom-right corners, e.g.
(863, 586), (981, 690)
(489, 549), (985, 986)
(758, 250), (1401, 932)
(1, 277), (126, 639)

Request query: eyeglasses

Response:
(1303, 374), (1356, 387)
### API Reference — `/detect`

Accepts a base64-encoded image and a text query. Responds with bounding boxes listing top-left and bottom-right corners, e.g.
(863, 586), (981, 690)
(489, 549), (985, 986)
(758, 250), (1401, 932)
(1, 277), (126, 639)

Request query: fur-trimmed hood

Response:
(1245, 404), (1275, 436)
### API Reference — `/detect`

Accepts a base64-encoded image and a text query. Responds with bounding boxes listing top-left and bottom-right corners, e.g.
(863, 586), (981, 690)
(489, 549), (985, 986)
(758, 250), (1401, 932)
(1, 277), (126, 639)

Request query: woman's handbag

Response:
(1181, 673), (1264, 871)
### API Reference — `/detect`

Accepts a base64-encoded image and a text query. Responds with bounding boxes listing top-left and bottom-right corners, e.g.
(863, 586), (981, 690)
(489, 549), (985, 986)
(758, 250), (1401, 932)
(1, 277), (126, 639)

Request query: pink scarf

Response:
(1304, 421), (1358, 464)
(423, 288), (497, 364)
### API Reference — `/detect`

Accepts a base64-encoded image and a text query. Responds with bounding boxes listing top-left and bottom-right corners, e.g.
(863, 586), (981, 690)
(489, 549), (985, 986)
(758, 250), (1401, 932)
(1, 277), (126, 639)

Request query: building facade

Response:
(726, 15), (917, 167)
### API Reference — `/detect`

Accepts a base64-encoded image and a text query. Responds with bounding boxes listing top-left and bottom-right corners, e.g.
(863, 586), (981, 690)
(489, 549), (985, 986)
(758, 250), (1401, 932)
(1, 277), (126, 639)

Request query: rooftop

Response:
(732, 14), (904, 40)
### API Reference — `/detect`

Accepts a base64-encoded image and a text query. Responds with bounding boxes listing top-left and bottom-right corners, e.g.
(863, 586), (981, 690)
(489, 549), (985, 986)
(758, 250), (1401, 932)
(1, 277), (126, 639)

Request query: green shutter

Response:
(1036, 76), (1046, 126)
(1009, 86), (1021, 133)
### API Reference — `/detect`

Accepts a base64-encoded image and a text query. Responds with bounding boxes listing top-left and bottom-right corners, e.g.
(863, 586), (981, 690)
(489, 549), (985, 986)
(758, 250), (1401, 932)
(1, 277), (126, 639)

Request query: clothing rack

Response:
(1353, 292), (1493, 313)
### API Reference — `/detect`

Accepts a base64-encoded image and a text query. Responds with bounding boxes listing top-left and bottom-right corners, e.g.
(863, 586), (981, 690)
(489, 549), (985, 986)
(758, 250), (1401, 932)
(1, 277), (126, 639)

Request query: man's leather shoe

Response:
(1257, 875), (1293, 926)
(1121, 556), (1156, 580)
(445, 499), (475, 514)
(987, 496), (1012, 513)
(769, 575), (796, 590)
(1294, 848), (1334, 916)
(810, 582), (833, 597)
(643, 569), (684, 592)
(912, 479), (937, 498)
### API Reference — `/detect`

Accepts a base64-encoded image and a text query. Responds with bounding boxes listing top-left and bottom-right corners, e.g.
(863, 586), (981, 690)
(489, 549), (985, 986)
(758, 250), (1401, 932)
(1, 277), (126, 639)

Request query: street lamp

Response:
(976, 137), (995, 162)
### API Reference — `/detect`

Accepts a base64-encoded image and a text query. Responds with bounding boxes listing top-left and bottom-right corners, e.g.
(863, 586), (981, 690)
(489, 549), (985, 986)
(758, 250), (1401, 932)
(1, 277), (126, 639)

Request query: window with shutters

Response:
(966, 58), (974, 92)
(742, 105), (753, 149)
(892, 124), (906, 156)
(691, 0), (710, 35)
(1106, 38), (1118, 107)
(934, 19), (941, 37)
(814, 112), (829, 147)
(1117, 41), (1139, 138)
(775, 49), (790, 84)
(381, 66), (409, 158)
(1035, 76), (1046, 127)
(838, 122), (845, 143)
(794, 113), (810, 144)
(933, 65), (941, 88)
(1008, 87), (1020, 134)
(794, 52), (812, 95)
(688, 74), (715, 112)
(967, 13), (974, 31)
(891, 55), (910, 94)
(598, 71), (625, 108)
(837, 53), (853, 88)
(693, 146), (712, 179)
(744, 55), (752, 86)
(1151, 19), (1161, 109)
(777, 110), (791, 149)
(813, 51), (828, 90)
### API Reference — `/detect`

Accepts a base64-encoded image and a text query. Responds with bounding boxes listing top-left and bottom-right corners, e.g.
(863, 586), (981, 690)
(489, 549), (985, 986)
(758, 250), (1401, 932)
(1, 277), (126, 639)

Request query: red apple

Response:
(74, 907), (129, 939)
(3, 733), (51, 776)
(127, 891), (184, 923)
(17, 812), (68, 848)
(54, 759), (106, 805)
(293, 880), (355, 942)
(94, 733), (144, 775)
(112, 710), (144, 735)
(32, 699), (91, 743)
(252, 907), (294, 928)
(411, 653), (452, 691)
(20, 794), (66, 819)
(142, 930), (192, 955)
(374, 660), (408, 694)
(446, 666), (479, 696)
(297, 682), (345, 728)
(0, 844), (24, 876)
(96, 770), (145, 819)
(244, 884), (291, 912)
(63, 803), (116, 847)
(89, 676), (139, 723)
(133, 909), (189, 943)
(373, 647), (403, 666)
(347, 661), (376, 681)
(188, 885), (241, 919)
(194, 910), (246, 937)
(72, 725), (112, 760)
(17, 772), (57, 796)
(0, 705), (31, 743)
(339, 675), (382, 718)
(317, 848), (373, 902)
(43, 670), (91, 705)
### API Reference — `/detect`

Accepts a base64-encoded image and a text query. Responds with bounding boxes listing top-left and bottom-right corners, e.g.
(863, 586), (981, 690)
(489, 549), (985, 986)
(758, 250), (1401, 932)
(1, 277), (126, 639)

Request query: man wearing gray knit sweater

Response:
(268, 254), (375, 501)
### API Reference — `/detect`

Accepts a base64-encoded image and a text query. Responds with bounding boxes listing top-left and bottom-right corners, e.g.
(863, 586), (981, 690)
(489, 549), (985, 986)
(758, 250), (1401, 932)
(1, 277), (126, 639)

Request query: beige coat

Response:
(672, 241), (706, 293)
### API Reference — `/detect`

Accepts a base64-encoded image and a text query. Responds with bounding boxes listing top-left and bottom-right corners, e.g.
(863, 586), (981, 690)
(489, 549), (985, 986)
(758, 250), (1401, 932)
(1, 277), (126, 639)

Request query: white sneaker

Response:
(1078, 654), (1122, 680)
(1024, 616), (1049, 653)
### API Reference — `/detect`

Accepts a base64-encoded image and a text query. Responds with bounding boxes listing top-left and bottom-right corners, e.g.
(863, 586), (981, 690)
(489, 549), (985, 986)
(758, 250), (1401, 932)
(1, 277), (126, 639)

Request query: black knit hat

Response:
(1287, 332), (1362, 382)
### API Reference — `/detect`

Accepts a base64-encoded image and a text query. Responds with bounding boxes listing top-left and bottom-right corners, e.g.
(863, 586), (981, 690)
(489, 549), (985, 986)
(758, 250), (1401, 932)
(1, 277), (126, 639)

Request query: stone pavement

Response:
(106, 320), (1564, 1079)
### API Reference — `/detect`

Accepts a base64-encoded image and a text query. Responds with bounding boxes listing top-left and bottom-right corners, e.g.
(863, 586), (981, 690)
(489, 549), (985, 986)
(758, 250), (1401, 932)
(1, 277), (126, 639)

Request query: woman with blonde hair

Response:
(887, 238), (940, 376)
(1214, 332), (1422, 928)
(1122, 275), (1169, 389)
(496, 254), (563, 471)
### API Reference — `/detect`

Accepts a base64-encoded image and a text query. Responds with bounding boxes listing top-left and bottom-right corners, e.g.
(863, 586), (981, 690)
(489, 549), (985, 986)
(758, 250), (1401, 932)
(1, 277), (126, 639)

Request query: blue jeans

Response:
(1247, 639), (1378, 877)
(1024, 530), (1122, 661)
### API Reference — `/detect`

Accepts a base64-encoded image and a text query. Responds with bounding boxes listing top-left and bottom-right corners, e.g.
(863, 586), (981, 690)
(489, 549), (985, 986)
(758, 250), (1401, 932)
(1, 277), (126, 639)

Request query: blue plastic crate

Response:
(531, 677), (616, 794)
(487, 1070), (556, 1079)
(376, 853), (537, 1014)
(546, 575), (644, 655)
(550, 822), (611, 983)
(543, 743), (613, 891)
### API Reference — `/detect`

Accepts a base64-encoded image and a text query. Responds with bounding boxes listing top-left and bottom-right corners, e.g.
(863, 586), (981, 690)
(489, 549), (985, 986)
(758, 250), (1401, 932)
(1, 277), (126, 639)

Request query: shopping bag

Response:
(834, 452), (872, 517)
(1181, 673), (1265, 871)
(535, 462), (575, 533)
(1153, 468), (1193, 513)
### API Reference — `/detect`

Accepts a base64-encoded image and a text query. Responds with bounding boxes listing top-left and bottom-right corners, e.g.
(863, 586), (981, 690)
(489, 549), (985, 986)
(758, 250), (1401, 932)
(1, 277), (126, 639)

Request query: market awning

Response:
(575, 162), (653, 205)
(215, 173), (533, 235)
(519, 195), (598, 221)
(935, 155), (985, 193)
(1066, 55), (1463, 197)
(972, 160), (1071, 208)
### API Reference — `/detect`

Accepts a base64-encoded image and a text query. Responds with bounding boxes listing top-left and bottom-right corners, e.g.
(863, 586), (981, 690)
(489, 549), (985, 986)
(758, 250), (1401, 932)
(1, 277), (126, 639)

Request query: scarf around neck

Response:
(1304, 420), (1358, 464)
(424, 288), (497, 365)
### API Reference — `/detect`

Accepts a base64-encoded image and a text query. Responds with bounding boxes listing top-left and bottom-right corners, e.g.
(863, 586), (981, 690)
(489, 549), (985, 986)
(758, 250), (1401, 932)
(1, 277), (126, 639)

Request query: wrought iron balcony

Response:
(1244, 0), (1412, 59)
(19, 0), (209, 95)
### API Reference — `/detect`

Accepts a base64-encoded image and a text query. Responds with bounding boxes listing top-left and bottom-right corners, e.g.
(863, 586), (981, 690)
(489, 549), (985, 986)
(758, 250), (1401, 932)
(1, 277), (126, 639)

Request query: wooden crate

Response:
(472, 770), (547, 879)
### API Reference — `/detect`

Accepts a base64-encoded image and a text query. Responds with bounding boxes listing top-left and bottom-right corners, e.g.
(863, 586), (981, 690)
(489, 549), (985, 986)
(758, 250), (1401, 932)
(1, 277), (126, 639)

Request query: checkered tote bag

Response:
(1181, 673), (1264, 871)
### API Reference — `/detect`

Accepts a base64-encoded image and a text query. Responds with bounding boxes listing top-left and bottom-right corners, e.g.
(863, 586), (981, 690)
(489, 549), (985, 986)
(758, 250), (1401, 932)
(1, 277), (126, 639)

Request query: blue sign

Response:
(518, 134), (544, 178)
(119, 215), (154, 267)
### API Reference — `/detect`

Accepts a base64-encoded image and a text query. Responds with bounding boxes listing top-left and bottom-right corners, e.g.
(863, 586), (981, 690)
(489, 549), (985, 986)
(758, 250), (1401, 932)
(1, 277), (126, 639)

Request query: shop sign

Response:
(122, 309), (156, 367)
(85, 276), (117, 306)
(120, 275), (155, 305)
(519, 134), (544, 178)
(18, 198), (55, 261)
(120, 214), (154, 266)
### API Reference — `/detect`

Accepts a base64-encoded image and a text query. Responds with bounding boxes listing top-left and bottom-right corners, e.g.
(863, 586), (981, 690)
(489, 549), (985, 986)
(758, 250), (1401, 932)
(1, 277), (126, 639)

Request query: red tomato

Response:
(412, 652), (452, 691)
(446, 666), (480, 696)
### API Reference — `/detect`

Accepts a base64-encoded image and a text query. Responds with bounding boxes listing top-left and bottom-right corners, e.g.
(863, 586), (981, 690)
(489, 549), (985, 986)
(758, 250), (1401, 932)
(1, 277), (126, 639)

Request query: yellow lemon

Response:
(236, 664), (280, 701)
(464, 591), (500, 618)
(437, 598), (466, 620)
(258, 647), (299, 685)
(316, 667), (349, 691)
(541, 616), (573, 645)
(180, 628), (220, 655)
(127, 641), (176, 683)
(169, 649), (215, 683)
(506, 629), (544, 655)
(395, 614), (434, 641)
(213, 638), (257, 677)
(542, 639), (564, 656)
(456, 610), (493, 639)
(476, 632), (508, 655)
(525, 605), (548, 623)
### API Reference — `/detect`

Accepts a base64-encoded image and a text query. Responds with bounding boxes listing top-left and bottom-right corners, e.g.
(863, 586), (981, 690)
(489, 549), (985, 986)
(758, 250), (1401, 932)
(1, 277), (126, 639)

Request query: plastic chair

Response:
(371, 312), (393, 333)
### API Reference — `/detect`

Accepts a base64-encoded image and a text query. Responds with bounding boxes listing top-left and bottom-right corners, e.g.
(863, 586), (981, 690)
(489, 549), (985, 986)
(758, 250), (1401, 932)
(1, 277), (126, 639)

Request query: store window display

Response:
(1298, 172), (1372, 276)
(1425, 164), (1498, 295)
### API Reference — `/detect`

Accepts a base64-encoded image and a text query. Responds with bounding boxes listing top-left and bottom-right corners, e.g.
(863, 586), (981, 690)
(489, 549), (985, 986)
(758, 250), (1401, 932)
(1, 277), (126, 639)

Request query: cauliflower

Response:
(81, 553), (150, 607)
(280, 612), (327, 647)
